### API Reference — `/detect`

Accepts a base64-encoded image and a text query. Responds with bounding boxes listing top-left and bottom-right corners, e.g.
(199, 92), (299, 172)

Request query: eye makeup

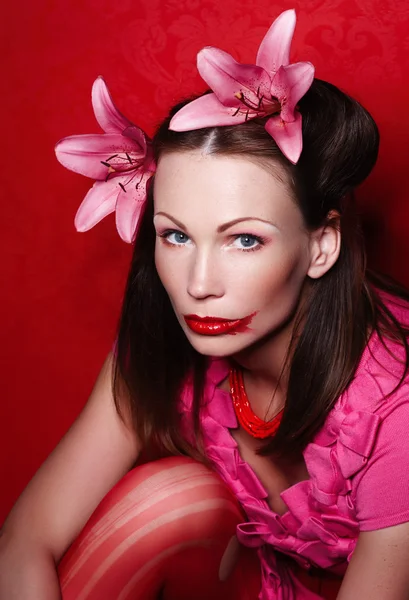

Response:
(157, 229), (270, 252)
(229, 233), (268, 252)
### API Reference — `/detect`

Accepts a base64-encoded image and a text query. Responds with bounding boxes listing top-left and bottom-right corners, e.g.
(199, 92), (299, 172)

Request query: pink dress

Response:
(179, 299), (409, 599)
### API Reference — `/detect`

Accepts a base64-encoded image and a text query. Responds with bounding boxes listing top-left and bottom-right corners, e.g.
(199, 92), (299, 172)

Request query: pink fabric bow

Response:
(55, 78), (155, 243)
(169, 9), (314, 164)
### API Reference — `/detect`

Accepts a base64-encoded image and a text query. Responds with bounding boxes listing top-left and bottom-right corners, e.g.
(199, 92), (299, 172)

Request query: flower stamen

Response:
(233, 88), (282, 119)
(134, 171), (144, 190)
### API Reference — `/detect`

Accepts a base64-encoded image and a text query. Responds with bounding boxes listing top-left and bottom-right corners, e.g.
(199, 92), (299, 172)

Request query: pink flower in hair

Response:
(169, 9), (314, 164)
(55, 77), (155, 243)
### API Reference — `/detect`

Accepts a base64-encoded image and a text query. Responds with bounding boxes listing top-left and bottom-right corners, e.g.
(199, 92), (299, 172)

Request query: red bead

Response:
(229, 366), (283, 439)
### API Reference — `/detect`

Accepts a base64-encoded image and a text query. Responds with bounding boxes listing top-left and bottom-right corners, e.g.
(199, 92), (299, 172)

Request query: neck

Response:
(230, 308), (301, 420)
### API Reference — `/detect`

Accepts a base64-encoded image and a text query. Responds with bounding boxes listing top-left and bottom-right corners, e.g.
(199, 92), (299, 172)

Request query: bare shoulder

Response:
(1, 352), (140, 561)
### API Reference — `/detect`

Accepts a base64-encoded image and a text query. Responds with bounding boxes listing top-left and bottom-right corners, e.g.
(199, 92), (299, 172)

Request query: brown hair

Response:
(113, 79), (409, 459)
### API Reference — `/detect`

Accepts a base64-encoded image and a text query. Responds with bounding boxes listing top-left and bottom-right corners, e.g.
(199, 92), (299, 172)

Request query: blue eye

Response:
(239, 235), (257, 247)
(234, 234), (263, 250)
(163, 230), (190, 245)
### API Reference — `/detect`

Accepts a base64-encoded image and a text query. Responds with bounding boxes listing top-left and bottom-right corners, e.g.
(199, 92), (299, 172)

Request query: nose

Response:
(187, 249), (224, 300)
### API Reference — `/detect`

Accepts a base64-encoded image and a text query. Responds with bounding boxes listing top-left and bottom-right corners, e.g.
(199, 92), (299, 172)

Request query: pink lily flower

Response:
(55, 77), (155, 243)
(169, 9), (314, 164)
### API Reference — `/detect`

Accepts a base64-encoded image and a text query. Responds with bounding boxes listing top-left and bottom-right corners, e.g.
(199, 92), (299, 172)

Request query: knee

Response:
(59, 457), (246, 599)
(111, 456), (243, 539)
(129, 457), (242, 527)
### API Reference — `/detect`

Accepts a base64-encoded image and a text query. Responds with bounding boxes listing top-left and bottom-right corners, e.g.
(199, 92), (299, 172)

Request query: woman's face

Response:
(154, 150), (314, 357)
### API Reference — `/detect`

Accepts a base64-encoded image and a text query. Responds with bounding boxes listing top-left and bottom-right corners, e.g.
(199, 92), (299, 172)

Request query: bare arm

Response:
(337, 522), (409, 599)
(0, 353), (140, 599)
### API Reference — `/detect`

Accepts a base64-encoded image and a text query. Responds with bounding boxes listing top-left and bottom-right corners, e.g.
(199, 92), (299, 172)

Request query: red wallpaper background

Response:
(2, 0), (409, 523)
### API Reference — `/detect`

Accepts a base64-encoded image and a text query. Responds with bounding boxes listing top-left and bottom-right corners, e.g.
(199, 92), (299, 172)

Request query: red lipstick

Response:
(183, 312), (256, 336)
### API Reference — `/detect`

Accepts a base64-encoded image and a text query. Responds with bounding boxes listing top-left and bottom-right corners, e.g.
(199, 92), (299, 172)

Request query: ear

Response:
(307, 211), (341, 280)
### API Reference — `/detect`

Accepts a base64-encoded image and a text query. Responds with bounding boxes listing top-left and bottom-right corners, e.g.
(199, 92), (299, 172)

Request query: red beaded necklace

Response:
(229, 366), (284, 439)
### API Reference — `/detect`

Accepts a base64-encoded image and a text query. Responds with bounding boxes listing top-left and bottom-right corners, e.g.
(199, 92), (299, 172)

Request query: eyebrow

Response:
(154, 212), (278, 232)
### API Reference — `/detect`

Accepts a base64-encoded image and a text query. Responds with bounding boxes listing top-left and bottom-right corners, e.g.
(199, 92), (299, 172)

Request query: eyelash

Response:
(233, 234), (267, 252)
(158, 229), (267, 252)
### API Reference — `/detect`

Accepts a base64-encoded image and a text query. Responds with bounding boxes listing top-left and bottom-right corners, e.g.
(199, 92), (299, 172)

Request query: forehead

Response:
(153, 150), (298, 224)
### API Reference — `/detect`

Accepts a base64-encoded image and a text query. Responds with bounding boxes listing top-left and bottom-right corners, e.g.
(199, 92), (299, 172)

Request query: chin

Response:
(184, 330), (256, 358)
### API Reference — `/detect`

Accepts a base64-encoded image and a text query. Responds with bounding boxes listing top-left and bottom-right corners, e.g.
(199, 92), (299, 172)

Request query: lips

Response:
(184, 313), (255, 336)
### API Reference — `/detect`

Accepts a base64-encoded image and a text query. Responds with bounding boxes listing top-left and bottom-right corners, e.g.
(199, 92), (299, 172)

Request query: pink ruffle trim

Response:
(178, 332), (403, 599)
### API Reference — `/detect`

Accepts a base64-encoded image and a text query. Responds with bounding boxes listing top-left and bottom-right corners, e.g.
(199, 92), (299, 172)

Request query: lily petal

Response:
(271, 62), (315, 121)
(115, 171), (152, 243)
(169, 92), (248, 131)
(92, 77), (134, 134)
(256, 9), (296, 74)
(55, 133), (145, 180)
(197, 47), (271, 107)
(74, 179), (119, 232)
(123, 126), (148, 153)
(265, 112), (303, 164)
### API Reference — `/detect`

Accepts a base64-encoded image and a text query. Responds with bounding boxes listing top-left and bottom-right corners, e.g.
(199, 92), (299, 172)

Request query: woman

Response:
(1, 9), (409, 600)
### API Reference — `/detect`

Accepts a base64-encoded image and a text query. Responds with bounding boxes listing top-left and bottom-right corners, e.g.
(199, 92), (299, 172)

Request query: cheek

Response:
(154, 244), (170, 290)
(155, 244), (183, 302)
(231, 248), (308, 310)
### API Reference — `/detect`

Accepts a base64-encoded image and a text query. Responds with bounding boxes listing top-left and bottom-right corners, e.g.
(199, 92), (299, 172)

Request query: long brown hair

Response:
(113, 79), (409, 459)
